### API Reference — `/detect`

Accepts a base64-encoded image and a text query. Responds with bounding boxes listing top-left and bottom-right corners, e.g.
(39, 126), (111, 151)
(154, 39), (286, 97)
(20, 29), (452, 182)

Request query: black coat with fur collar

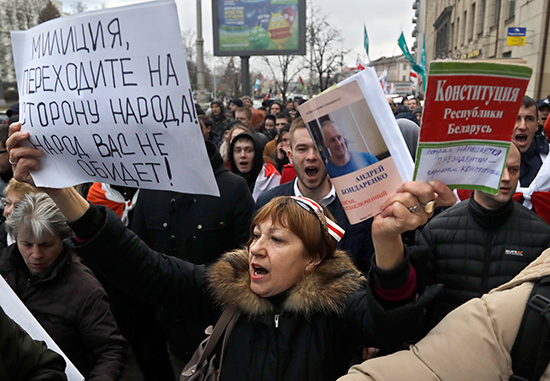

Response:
(67, 206), (439, 381)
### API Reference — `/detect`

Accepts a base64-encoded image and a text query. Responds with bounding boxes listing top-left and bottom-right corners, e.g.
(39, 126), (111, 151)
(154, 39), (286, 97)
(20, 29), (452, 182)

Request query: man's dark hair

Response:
(0, 125), (9, 147)
(275, 112), (292, 123)
(294, 97), (305, 106)
(198, 115), (214, 128)
(523, 95), (538, 111)
(264, 114), (276, 124)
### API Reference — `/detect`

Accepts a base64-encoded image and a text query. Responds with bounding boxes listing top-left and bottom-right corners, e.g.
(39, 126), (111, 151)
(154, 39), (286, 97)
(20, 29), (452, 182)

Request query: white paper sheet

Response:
(11, 0), (219, 196)
(0, 276), (84, 380)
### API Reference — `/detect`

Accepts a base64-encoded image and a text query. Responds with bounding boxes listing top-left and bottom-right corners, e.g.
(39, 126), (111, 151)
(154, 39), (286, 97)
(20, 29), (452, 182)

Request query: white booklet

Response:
(0, 276), (84, 381)
(298, 68), (414, 224)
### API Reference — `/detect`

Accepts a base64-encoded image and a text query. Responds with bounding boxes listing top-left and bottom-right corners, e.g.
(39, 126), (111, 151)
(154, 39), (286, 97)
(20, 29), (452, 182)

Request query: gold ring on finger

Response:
(423, 201), (435, 213)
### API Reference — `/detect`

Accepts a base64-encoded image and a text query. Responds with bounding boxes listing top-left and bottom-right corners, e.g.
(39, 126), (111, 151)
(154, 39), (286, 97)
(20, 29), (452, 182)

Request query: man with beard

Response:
(256, 117), (374, 274)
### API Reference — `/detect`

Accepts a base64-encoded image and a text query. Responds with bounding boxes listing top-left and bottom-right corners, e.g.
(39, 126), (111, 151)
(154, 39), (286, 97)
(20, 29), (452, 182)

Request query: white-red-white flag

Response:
(378, 69), (388, 94)
(410, 70), (418, 91)
(356, 55), (366, 71)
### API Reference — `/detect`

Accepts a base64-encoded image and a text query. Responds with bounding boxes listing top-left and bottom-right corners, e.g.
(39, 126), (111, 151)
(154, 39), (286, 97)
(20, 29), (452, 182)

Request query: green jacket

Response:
(0, 306), (67, 381)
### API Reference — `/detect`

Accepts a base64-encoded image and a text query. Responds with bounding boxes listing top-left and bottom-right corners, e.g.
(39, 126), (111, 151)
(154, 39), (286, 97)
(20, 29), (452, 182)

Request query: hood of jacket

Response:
(493, 248), (550, 293)
(207, 248), (365, 318)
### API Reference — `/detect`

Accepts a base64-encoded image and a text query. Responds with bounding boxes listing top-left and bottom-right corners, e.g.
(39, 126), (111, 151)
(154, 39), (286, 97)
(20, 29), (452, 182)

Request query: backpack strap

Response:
(510, 275), (550, 381)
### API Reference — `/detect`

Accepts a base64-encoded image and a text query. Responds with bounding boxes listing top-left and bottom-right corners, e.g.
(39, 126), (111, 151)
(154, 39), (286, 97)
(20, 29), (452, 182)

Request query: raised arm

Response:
(372, 180), (457, 270)
(7, 122), (89, 222)
(7, 122), (215, 321)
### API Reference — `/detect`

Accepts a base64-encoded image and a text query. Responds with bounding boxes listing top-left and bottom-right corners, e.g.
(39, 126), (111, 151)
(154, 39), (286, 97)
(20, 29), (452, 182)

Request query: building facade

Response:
(371, 54), (416, 95)
(423, 0), (550, 98)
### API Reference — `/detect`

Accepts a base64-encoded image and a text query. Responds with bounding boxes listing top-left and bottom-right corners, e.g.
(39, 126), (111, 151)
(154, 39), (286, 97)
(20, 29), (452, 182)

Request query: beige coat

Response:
(339, 248), (550, 381)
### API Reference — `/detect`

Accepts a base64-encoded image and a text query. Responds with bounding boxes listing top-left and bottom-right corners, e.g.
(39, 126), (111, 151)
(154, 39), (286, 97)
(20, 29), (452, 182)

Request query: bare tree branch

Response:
(305, 1), (349, 92)
(261, 55), (302, 102)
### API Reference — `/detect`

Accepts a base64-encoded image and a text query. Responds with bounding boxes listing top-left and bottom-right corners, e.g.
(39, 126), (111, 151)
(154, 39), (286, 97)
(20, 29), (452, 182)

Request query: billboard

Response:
(394, 82), (413, 95)
(212, 0), (306, 56)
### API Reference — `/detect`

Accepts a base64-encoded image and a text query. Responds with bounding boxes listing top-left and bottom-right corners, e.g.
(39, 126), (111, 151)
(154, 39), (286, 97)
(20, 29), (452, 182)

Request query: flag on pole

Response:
(299, 76), (306, 93)
(356, 55), (366, 71)
(397, 31), (426, 92)
(378, 69), (388, 95)
(389, 82), (396, 94)
(397, 32), (415, 64)
(364, 24), (369, 57)
(410, 70), (418, 91)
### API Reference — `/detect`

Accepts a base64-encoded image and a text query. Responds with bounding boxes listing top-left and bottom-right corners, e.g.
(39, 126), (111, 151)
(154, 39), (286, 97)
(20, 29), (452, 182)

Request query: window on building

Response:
(479, 0), (486, 35)
(435, 6), (453, 58)
(463, 10), (467, 45)
(455, 17), (460, 48)
(403, 64), (407, 70)
(493, 0), (501, 27)
(469, 3), (476, 41)
(509, 1), (516, 18)
(403, 75), (406, 81)
(502, 51), (512, 58)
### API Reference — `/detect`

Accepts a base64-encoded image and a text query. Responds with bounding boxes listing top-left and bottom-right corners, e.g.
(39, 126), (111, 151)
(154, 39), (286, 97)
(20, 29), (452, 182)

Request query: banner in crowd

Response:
(414, 60), (532, 194)
(11, 0), (219, 196)
(0, 276), (84, 381)
(299, 68), (414, 224)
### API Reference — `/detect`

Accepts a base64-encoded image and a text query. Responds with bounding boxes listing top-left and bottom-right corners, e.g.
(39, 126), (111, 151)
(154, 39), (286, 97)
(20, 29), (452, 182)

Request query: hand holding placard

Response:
(11, 0), (219, 196)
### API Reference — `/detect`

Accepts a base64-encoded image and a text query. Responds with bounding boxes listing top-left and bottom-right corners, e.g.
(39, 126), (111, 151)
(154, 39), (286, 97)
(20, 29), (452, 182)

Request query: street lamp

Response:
(195, 0), (206, 102)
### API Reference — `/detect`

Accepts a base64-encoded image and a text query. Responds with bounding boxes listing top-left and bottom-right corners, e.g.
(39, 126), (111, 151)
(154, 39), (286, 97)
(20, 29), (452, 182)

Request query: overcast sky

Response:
(63, 0), (415, 67)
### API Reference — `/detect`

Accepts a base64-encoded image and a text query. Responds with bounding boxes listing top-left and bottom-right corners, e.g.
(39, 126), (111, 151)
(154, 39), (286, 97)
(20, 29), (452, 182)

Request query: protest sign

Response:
(414, 60), (532, 194)
(0, 276), (84, 380)
(11, 0), (219, 196)
(299, 68), (413, 224)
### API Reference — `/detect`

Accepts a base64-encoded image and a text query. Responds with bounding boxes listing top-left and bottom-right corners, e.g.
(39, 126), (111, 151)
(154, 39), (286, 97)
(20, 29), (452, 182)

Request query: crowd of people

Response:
(2, 92), (550, 381)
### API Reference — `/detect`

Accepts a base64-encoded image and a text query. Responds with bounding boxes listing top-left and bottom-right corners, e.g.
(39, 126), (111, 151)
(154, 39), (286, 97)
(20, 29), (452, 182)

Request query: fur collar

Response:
(207, 248), (365, 317)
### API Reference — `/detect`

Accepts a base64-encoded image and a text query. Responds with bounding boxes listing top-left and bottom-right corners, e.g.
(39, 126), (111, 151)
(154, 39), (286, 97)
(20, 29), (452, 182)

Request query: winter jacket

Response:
(66, 205), (441, 381)
(0, 306), (67, 381)
(132, 141), (254, 264)
(256, 179), (375, 274)
(339, 248), (550, 381)
(414, 195), (550, 329)
(0, 245), (127, 380)
(131, 141), (254, 361)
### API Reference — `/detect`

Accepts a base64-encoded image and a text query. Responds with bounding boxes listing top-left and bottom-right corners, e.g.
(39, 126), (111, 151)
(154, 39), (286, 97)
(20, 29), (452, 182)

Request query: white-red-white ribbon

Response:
(290, 196), (345, 242)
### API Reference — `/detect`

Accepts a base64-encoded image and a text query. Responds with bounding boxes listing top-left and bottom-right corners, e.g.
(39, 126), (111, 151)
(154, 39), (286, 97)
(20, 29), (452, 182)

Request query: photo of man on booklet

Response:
(298, 70), (413, 224)
(304, 92), (390, 179)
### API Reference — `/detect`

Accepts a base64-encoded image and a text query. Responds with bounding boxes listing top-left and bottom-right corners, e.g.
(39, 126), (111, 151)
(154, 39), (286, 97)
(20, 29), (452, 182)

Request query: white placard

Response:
(11, 0), (219, 196)
(0, 276), (84, 380)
